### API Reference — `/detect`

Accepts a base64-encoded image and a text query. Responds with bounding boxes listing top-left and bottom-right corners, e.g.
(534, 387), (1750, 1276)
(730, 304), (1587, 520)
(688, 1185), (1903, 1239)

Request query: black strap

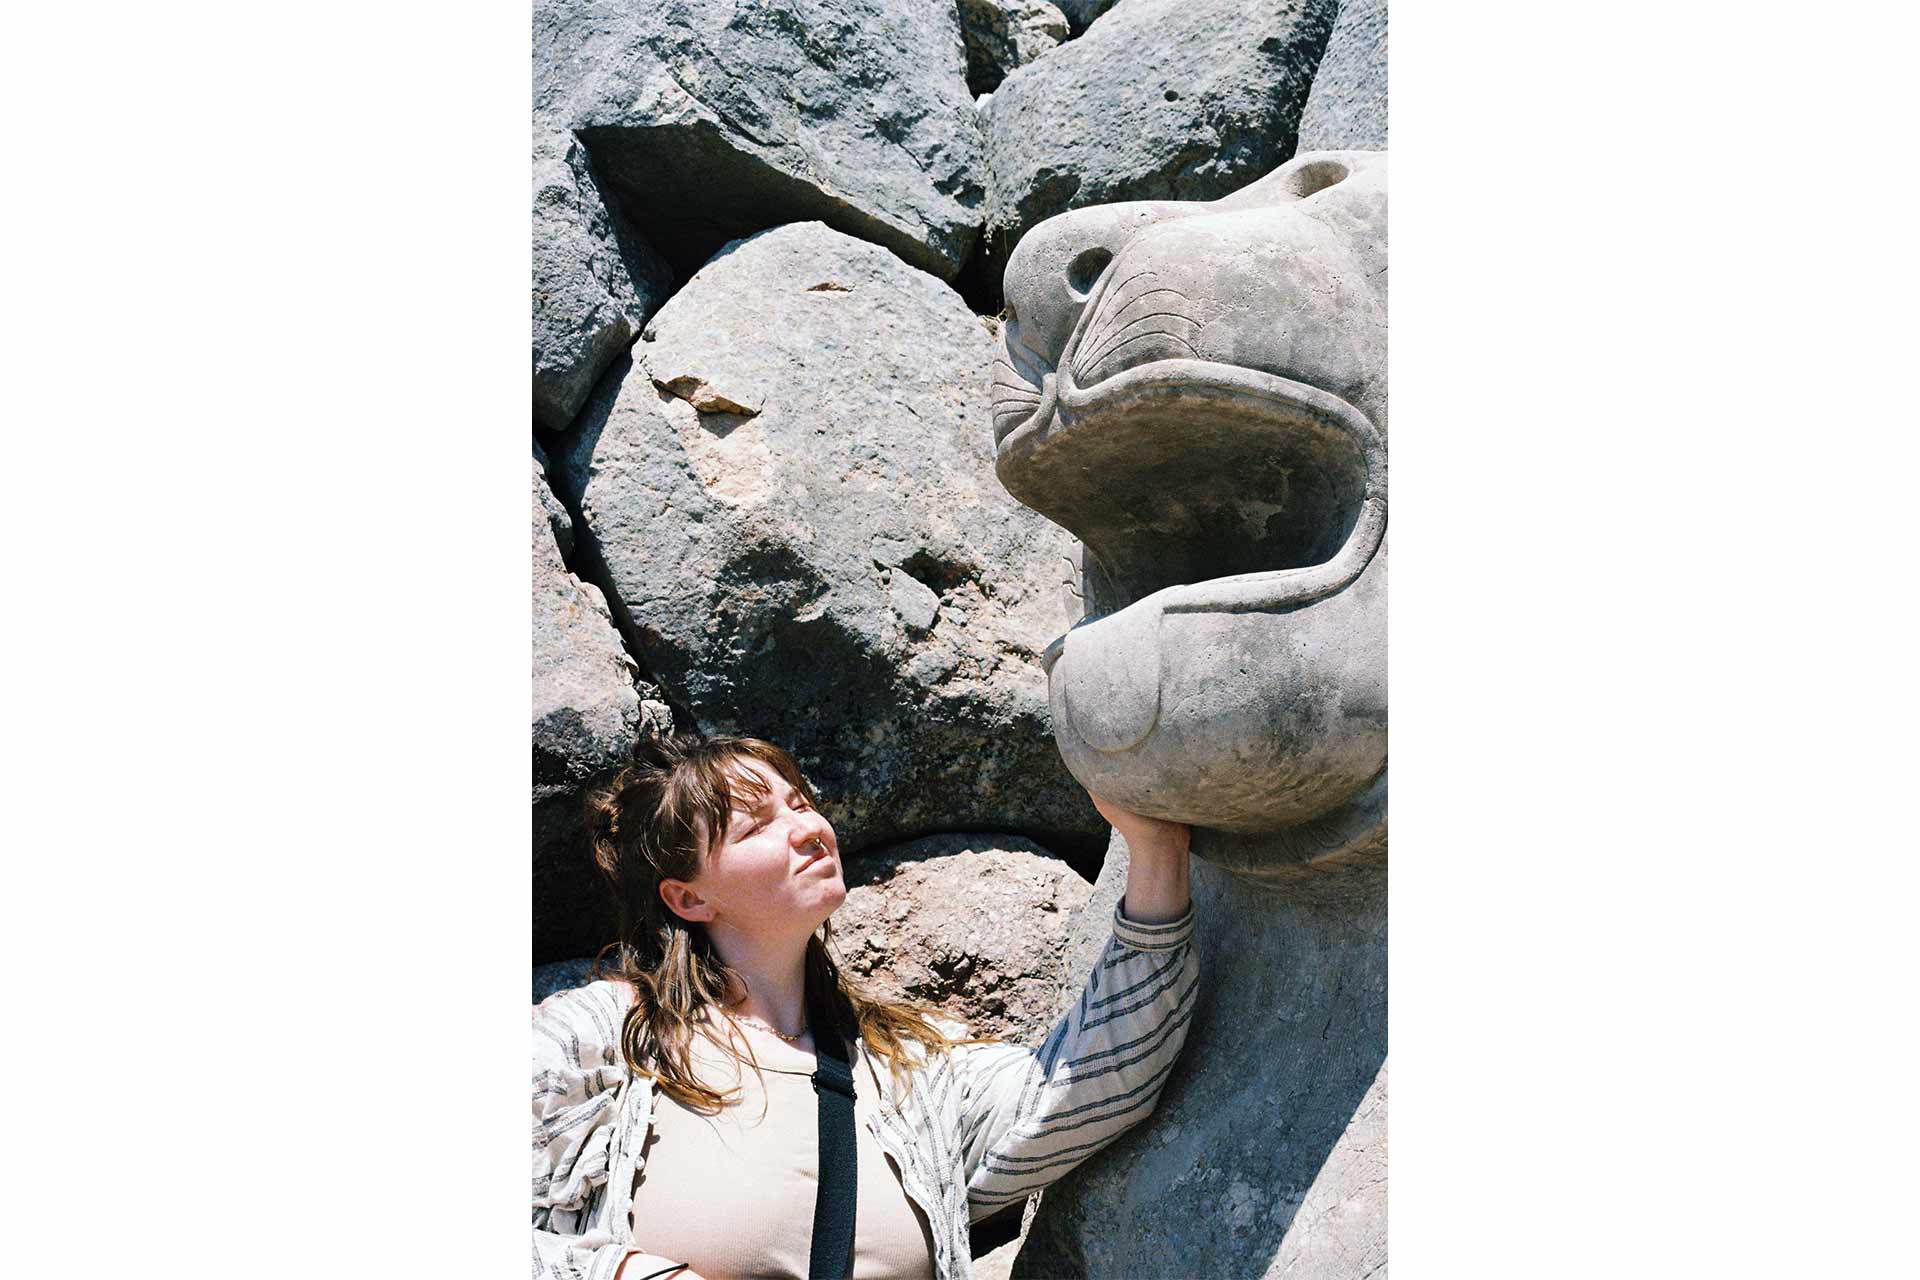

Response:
(805, 970), (857, 1280)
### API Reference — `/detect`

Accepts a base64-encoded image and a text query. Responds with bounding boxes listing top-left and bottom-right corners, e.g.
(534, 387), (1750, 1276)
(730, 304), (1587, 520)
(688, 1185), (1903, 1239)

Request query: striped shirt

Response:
(532, 902), (1199, 1280)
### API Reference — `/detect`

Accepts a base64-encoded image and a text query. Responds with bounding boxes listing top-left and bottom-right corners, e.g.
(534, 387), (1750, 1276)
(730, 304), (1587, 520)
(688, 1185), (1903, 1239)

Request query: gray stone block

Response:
(546, 222), (1108, 863)
(1298, 0), (1388, 151)
(982, 0), (1337, 255)
(535, 0), (984, 282)
(960, 0), (1071, 97)
(531, 135), (674, 433)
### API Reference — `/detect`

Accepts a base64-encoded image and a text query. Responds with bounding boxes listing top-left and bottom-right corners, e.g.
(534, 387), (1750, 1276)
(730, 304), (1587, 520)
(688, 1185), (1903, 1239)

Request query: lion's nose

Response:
(1001, 201), (1199, 372)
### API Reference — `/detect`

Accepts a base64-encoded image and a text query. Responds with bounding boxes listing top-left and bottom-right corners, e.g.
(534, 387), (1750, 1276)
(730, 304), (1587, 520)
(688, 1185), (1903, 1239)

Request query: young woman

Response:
(531, 733), (1198, 1280)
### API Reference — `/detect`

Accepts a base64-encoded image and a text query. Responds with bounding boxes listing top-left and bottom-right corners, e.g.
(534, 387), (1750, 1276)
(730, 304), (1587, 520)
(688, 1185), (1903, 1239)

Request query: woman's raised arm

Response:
(951, 799), (1198, 1223)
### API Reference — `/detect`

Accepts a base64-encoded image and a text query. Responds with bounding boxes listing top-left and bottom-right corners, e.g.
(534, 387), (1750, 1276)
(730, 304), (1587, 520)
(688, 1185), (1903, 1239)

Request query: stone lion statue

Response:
(990, 151), (1390, 1276)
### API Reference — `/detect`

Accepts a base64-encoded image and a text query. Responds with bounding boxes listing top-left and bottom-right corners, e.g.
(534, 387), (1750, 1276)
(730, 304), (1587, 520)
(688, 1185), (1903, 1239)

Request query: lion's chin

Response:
(993, 353), (1389, 842)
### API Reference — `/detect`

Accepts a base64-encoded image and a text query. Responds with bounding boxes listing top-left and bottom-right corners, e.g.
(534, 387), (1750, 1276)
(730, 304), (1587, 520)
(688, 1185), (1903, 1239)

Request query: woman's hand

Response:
(1088, 790), (1192, 924)
(1088, 791), (1191, 857)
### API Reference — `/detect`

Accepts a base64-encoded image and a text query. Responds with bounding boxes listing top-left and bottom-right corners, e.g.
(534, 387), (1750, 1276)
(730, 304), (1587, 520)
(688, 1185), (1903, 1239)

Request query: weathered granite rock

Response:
(532, 135), (676, 432)
(1297, 0), (1387, 151)
(959, 0), (1070, 98)
(833, 834), (1093, 1045)
(982, 0), (1337, 255)
(1014, 846), (1386, 1277)
(992, 150), (1388, 853)
(1050, 0), (1123, 35)
(534, 0), (984, 282)
(533, 957), (598, 1005)
(992, 150), (1389, 1274)
(533, 454), (675, 962)
(546, 222), (1106, 864)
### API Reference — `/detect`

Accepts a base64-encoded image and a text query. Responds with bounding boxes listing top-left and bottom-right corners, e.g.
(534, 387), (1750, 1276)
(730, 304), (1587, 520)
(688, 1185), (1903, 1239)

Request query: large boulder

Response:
(545, 222), (1106, 863)
(982, 0), (1337, 254)
(959, 0), (1070, 98)
(1297, 0), (1387, 151)
(531, 135), (676, 433)
(533, 453), (675, 962)
(833, 833), (1093, 1045)
(534, 0), (983, 283)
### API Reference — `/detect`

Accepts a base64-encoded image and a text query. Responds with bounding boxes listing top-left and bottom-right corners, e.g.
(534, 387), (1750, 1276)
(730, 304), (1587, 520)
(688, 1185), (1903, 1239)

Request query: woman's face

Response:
(670, 758), (845, 939)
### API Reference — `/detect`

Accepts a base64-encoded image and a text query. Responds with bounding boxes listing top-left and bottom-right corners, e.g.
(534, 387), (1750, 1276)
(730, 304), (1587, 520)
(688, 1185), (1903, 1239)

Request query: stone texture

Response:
(1014, 851), (1386, 1278)
(990, 149), (1390, 1273)
(959, 0), (1070, 98)
(982, 0), (1337, 255)
(545, 222), (1106, 865)
(991, 151), (1388, 854)
(533, 957), (598, 1005)
(531, 135), (676, 433)
(534, 0), (984, 282)
(1297, 0), (1387, 151)
(1050, 0), (1123, 35)
(533, 453), (676, 963)
(832, 834), (1093, 1045)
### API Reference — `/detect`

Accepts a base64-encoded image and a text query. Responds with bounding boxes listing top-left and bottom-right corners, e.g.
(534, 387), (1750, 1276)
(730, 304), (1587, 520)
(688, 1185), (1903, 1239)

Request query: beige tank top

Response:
(628, 1022), (937, 1280)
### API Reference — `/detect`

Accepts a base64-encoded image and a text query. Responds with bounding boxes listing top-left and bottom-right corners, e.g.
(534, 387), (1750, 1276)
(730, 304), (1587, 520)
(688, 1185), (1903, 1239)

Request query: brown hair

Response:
(585, 732), (971, 1112)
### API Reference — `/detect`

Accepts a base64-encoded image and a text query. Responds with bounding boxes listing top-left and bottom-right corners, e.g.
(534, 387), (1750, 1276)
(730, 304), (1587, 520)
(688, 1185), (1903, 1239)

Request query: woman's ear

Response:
(659, 878), (715, 923)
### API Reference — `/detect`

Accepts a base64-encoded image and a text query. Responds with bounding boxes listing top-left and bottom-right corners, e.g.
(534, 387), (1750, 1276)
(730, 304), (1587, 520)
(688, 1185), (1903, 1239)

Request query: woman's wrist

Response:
(1119, 830), (1192, 925)
(1087, 789), (1193, 923)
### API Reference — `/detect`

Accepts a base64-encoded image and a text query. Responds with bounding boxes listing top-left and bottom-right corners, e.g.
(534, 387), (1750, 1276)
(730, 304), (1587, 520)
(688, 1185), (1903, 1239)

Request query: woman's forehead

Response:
(720, 757), (784, 807)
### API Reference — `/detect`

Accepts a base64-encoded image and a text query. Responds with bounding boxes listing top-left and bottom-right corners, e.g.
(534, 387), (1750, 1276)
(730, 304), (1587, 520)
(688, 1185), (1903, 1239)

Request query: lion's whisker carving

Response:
(1075, 312), (1201, 377)
(1077, 329), (1203, 379)
(1099, 266), (1161, 303)
(1092, 285), (1193, 320)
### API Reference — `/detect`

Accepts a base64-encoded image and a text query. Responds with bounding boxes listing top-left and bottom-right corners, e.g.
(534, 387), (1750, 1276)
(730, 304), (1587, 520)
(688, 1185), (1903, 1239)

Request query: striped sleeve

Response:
(953, 901), (1199, 1222)
(532, 984), (634, 1280)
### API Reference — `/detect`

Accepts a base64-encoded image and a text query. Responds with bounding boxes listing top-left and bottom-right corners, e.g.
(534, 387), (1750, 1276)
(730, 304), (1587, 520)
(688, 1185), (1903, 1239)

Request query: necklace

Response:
(732, 1012), (806, 1043)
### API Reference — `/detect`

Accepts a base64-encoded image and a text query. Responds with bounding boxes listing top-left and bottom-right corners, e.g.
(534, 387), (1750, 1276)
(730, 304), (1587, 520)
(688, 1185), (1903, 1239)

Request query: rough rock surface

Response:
(1014, 847), (1387, 1277)
(533, 454), (675, 963)
(982, 0), (1337, 253)
(533, 957), (598, 1005)
(545, 222), (1105, 863)
(959, 0), (1070, 98)
(1297, 0), (1387, 151)
(531, 135), (675, 433)
(833, 834), (1093, 1045)
(534, 0), (984, 282)
(1050, 0), (1123, 35)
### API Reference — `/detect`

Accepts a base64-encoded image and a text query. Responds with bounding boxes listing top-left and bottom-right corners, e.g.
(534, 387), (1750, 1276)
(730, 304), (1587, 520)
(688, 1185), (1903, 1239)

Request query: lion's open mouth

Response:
(992, 247), (1386, 632)
(994, 358), (1385, 640)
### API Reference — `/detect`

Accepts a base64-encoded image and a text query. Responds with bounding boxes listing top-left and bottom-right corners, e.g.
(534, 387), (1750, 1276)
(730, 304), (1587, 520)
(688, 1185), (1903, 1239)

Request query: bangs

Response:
(675, 743), (812, 862)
